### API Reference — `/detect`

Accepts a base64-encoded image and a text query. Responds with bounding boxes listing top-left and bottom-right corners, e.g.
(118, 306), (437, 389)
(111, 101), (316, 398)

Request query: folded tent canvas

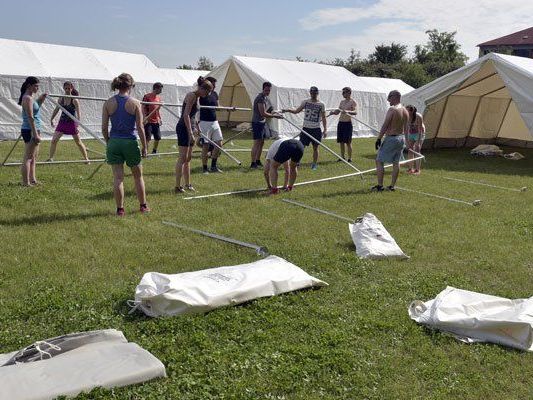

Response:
(0, 37), (180, 140)
(207, 55), (391, 138)
(403, 52), (533, 149)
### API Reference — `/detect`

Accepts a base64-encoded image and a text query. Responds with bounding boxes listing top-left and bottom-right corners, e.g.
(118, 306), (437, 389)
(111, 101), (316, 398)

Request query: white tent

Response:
(0, 38), (180, 140)
(359, 77), (414, 97)
(403, 52), (533, 148)
(208, 56), (390, 138)
(158, 68), (210, 103)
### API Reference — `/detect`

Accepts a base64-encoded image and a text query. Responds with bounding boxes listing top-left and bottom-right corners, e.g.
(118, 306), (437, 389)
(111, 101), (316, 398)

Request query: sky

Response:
(0, 0), (532, 68)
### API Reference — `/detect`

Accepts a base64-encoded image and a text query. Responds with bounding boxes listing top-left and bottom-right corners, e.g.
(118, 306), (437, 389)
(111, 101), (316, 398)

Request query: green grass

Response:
(1, 134), (533, 400)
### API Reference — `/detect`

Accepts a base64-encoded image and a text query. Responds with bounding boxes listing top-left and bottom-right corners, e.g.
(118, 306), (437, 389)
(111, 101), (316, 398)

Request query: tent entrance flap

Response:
(218, 62), (252, 126)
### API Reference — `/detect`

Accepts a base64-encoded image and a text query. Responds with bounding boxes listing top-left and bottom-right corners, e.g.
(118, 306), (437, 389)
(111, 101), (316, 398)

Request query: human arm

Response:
(74, 99), (81, 121)
(101, 101), (110, 143)
(50, 105), (60, 127)
(135, 101), (147, 157)
(36, 93), (47, 106)
(263, 160), (271, 188)
(183, 93), (196, 141)
(259, 102), (282, 119)
(282, 101), (305, 114)
(321, 106), (327, 137)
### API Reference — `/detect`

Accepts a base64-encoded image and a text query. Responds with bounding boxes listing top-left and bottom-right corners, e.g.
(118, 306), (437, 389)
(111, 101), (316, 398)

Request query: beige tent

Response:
(403, 53), (533, 148)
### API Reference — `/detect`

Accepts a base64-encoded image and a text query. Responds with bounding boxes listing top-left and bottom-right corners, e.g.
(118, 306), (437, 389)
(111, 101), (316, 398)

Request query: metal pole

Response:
(162, 221), (269, 256)
(1, 134), (22, 166)
(3, 158), (105, 166)
(222, 127), (252, 146)
(443, 177), (527, 193)
(282, 199), (355, 223)
(396, 186), (481, 207)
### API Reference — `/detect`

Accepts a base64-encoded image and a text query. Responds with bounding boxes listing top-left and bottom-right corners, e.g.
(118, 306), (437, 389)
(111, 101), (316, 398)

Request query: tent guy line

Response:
(396, 186), (482, 207)
(282, 199), (355, 223)
(443, 177), (527, 193)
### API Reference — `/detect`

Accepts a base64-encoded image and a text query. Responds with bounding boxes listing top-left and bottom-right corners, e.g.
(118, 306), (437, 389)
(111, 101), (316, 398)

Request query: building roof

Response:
(478, 27), (533, 47)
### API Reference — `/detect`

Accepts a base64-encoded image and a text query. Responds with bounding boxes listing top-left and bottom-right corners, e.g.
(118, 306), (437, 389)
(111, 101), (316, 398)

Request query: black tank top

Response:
(59, 98), (77, 122)
(199, 92), (218, 122)
(178, 97), (198, 127)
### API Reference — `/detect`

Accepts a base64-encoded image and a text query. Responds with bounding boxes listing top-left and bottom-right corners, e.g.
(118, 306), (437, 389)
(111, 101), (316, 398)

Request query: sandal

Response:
(174, 186), (185, 194)
(371, 185), (384, 192)
(387, 185), (395, 191)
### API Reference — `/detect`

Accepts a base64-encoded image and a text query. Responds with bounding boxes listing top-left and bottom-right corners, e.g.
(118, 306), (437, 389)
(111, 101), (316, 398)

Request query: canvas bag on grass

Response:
(133, 255), (327, 317)
(349, 213), (408, 259)
(470, 144), (503, 156)
(409, 286), (533, 351)
(0, 329), (166, 400)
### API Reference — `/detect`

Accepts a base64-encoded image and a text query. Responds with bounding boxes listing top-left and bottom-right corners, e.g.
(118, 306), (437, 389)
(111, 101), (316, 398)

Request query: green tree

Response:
(176, 64), (194, 70)
(197, 56), (215, 71)
(369, 43), (408, 64)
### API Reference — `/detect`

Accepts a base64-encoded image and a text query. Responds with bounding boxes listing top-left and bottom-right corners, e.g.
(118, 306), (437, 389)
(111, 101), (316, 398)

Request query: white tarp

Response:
(0, 38), (180, 140)
(409, 286), (533, 351)
(349, 213), (408, 259)
(208, 55), (392, 138)
(0, 329), (166, 400)
(134, 255), (327, 317)
(403, 53), (533, 148)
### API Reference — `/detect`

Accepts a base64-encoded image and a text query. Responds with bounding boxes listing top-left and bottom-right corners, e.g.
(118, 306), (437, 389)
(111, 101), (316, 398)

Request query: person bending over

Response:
(264, 137), (304, 194)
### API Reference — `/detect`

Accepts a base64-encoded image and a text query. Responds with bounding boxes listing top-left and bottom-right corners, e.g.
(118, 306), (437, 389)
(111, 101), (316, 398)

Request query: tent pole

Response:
(1, 134), (22, 166)
(432, 96), (450, 149)
(282, 199), (355, 223)
(222, 127), (252, 146)
(443, 177), (527, 193)
(494, 99), (513, 142)
(226, 80), (242, 126)
(396, 186), (481, 207)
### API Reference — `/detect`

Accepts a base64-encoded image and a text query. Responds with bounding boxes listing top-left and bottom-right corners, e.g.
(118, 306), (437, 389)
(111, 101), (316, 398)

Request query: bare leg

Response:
(131, 164), (147, 205)
(391, 162), (400, 187)
(29, 143), (39, 184)
(288, 161), (298, 186)
(175, 146), (188, 188)
(407, 140), (415, 170)
(48, 132), (62, 160)
(283, 161), (289, 188)
(112, 164), (125, 209)
(347, 142), (352, 160)
(257, 139), (265, 163)
(340, 143), (345, 159)
(183, 146), (193, 186)
(201, 143), (209, 167)
(415, 142), (423, 171)
(212, 141), (221, 159)
(21, 142), (35, 186)
(269, 161), (281, 189)
(312, 144), (319, 164)
(376, 160), (385, 187)
(73, 134), (89, 161)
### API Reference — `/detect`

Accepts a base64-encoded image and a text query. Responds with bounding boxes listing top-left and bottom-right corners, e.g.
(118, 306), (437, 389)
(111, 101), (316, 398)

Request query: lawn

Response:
(1, 134), (532, 400)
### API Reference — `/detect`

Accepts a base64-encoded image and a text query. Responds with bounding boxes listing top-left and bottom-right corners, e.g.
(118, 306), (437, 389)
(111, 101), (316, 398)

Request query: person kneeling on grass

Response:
(264, 138), (304, 194)
(372, 90), (409, 192)
(102, 73), (149, 216)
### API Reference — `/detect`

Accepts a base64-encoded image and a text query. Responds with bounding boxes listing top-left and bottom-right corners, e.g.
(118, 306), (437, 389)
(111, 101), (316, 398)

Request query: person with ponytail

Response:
(18, 76), (47, 186)
(102, 73), (149, 216)
(48, 81), (89, 163)
(405, 105), (425, 175)
(174, 76), (213, 193)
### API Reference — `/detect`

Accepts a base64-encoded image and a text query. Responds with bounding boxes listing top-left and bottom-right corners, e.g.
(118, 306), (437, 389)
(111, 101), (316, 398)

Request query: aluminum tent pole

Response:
(282, 199), (355, 223)
(443, 177), (527, 193)
(1, 134), (22, 166)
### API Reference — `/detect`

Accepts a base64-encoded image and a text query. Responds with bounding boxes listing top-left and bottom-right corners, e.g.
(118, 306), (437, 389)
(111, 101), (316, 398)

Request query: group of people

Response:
(16, 73), (425, 214)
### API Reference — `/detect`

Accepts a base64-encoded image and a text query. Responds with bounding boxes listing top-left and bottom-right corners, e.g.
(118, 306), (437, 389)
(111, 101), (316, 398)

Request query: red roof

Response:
(478, 27), (533, 47)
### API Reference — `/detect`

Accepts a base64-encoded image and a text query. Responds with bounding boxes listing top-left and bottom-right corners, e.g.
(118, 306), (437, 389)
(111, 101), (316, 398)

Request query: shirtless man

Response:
(372, 90), (409, 192)
(282, 86), (327, 170)
(328, 87), (357, 162)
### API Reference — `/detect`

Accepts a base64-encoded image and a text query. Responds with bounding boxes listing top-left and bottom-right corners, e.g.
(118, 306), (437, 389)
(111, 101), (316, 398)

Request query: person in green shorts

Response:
(102, 73), (149, 216)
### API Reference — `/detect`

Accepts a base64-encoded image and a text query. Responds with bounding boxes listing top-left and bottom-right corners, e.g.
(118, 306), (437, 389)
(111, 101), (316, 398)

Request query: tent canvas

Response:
(403, 52), (533, 149)
(158, 68), (210, 103)
(359, 77), (414, 97)
(0, 38), (180, 140)
(207, 55), (390, 138)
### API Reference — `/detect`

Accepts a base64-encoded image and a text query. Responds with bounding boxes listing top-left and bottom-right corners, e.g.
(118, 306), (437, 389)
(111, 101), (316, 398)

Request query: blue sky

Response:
(1, 0), (532, 68)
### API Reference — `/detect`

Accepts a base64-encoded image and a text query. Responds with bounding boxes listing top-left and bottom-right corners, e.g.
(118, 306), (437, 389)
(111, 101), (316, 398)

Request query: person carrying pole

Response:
(328, 87), (357, 163)
(250, 82), (282, 169)
(372, 90), (409, 192)
(264, 137), (304, 194)
(48, 82), (89, 163)
(175, 77), (213, 193)
(282, 86), (327, 170)
(102, 73), (149, 216)
(199, 77), (224, 173)
(142, 82), (163, 155)
(18, 76), (47, 186)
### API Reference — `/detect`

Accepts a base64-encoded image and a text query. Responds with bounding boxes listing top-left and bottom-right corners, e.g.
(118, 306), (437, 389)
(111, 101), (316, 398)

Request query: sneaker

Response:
(347, 159), (352, 163)
(46, 158), (53, 163)
(283, 186), (293, 192)
(336, 158), (344, 162)
(250, 162), (258, 169)
(256, 160), (263, 167)
(371, 185), (384, 192)
(413, 169), (420, 175)
(175, 186), (185, 194)
(270, 187), (280, 195)
(116, 208), (125, 217)
(140, 204), (151, 213)
(311, 163), (318, 170)
(203, 167), (209, 175)
(185, 184), (196, 192)
(387, 185), (396, 191)
(210, 166), (223, 173)
(152, 149), (157, 154)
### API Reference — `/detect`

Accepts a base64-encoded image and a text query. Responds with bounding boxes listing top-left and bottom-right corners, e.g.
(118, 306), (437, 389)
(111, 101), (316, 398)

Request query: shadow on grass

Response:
(88, 188), (176, 201)
(312, 187), (376, 199)
(0, 210), (111, 227)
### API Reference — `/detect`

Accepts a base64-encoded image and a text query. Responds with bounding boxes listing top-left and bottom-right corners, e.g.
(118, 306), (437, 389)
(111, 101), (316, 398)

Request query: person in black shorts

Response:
(328, 87), (357, 162)
(282, 86), (326, 170)
(264, 138), (304, 194)
(142, 82), (163, 154)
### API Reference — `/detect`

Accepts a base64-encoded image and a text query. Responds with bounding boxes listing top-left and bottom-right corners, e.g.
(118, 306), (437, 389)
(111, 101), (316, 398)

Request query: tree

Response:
(197, 56), (214, 71)
(369, 43), (408, 64)
(176, 64), (194, 70)
(414, 30), (467, 65)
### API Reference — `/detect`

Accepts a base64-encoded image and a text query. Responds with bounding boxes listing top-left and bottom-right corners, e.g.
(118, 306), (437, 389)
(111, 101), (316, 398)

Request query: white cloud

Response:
(299, 1), (533, 60)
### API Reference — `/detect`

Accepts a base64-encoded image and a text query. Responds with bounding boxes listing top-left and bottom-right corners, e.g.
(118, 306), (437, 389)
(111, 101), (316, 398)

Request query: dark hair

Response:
(64, 81), (79, 96)
(196, 76), (213, 92)
(18, 76), (39, 105)
(153, 82), (163, 90)
(206, 77), (217, 85)
(406, 105), (417, 123)
(71, 88), (79, 96)
(342, 86), (351, 92)
(388, 90), (401, 99)
(111, 73), (134, 91)
(262, 82), (272, 90)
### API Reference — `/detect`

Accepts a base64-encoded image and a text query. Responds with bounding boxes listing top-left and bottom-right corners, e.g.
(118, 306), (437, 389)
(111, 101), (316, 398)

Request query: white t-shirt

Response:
(266, 138), (290, 160)
(301, 100), (326, 129)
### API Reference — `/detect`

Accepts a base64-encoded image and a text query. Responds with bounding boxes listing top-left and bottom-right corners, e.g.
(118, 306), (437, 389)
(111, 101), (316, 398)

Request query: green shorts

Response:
(106, 138), (141, 167)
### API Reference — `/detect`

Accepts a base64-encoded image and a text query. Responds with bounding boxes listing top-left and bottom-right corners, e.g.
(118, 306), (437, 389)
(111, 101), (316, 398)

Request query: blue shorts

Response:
(252, 122), (267, 140)
(377, 135), (405, 164)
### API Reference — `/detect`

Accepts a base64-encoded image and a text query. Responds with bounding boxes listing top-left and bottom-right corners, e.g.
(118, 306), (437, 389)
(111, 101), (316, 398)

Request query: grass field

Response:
(1, 134), (533, 400)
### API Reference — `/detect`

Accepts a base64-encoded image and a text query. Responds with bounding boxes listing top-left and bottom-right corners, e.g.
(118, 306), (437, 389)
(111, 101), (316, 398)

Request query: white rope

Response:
(443, 177), (527, 193)
(282, 199), (355, 223)
(3, 159), (105, 166)
(396, 186), (481, 207)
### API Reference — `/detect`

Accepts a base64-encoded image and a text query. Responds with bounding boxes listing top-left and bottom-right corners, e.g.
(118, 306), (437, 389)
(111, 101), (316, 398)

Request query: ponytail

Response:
(407, 105), (417, 124)
(18, 76), (39, 105)
(197, 76), (206, 86)
(111, 73), (135, 91)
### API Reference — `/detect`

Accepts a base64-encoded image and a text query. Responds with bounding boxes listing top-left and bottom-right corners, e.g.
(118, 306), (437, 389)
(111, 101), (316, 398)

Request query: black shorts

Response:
(300, 127), (322, 147)
(252, 122), (267, 140)
(273, 139), (304, 164)
(21, 129), (32, 143)
(176, 123), (194, 147)
(337, 121), (353, 143)
(145, 123), (161, 141)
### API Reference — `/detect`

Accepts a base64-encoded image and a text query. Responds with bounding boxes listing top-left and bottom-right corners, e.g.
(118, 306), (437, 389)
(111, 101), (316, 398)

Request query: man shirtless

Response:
(372, 90), (409, 192)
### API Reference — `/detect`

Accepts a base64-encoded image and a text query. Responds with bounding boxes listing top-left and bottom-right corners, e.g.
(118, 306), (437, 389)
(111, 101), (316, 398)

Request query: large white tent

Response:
(403, 52), (533, 148)
(158, 68), (210, 103)
(208, 56), (391, 138)
(0, 38), (180, 140)
(359, 77), (414, 97)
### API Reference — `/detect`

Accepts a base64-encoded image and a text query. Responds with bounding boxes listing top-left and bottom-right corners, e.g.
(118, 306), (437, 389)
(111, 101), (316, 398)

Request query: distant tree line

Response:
(176, 56), (215, 71)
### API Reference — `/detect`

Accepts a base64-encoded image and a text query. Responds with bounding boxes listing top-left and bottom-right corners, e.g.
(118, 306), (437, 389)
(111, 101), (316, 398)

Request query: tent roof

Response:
(229, 55), (380, 92)
(159, 68), (211, 87)
(358, 77), (414, 96)
(0, 37), (173, 84)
